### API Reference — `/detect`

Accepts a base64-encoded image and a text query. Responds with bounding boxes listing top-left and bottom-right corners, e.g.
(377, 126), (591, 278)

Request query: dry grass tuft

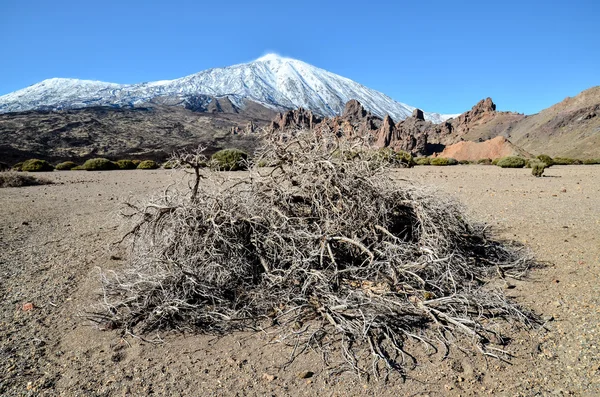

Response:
(0, 171), (52, 188)
(89, 130), (537, 378)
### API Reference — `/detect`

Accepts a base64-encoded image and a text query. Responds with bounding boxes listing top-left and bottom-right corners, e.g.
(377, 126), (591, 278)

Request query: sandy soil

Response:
(1, 165), (599, 396)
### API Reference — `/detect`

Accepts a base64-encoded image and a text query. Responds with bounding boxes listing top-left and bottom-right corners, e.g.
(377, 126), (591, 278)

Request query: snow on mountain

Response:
(0, 54), (456, 123)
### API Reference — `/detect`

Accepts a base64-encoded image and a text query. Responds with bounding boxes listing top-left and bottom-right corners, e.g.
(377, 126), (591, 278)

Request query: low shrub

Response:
(430, 157), (458, 166)
(116, 159), (138, 170)
(553, 157), (582, 165)
(372, 148), (415, 168)
(582, 158), (600, 165)
(491, 158), (500, 166)
(137, 160), (159, 170)
(332, 149), (361, 161)
(415, 157), (430, 165)
(12, 162), (24, 171)
(496, 156), (526, 168)
(210, 149), (249, 171)
(530, 160), (546, 177)
(459, 160), (472, 165)
(0, 172), (52, 188)
(477, 158), (493, 165)
(536, 154), (554, 167)
(21, 159), (54, 172)
(71, 165), (85, 170)
(55, 161), (78, 171)
(334, 148), (414, 168)
(82, 158), (119, 171)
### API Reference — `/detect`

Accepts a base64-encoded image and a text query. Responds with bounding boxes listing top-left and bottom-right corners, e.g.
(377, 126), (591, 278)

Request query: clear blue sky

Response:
(1, 0), (598, 114)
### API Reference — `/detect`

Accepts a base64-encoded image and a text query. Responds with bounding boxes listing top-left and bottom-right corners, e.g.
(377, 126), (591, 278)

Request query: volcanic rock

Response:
(412, 108), (425, 121)
(270, 108), (322, 131)
(375, 115), (396, 148)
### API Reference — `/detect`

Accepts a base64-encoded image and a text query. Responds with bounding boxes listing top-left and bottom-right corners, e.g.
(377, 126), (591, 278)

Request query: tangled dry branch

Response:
(89, 130), (537, 378)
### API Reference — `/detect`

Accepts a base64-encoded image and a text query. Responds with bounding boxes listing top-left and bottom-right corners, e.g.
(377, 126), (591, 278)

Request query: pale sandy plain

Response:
(1, 165), (599, 396)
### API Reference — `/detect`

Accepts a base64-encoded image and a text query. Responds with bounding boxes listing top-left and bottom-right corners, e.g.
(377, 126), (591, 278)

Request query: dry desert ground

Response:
(1, 165), (599, 396)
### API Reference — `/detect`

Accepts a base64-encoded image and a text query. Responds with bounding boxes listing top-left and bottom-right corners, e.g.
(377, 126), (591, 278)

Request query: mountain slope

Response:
(0, 105), (275, 164)
(0, 54), (455, 123)
(428, 87), (600, 158)
(501, 86), (600, 158)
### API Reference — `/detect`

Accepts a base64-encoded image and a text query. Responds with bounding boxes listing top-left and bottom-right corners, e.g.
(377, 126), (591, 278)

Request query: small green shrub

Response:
(536, 154), (554, 167)
(82, 158), (118, 171)
(582, 158), (600, 165)
(137, 160), (159, 170)
(71, 165), (85, 170)
(55, 161), (78, 171)
(132, 159), (142, 166)
(116, 159), (138, 170)
(415, 157), (431, 165)
(496, 156), (526, 168)
(477, 158), (493, 165)
(377, 148), (415, 168)
(491, 158), (500, 166)
(430, 157), (458, 166)
(210, 149), (249, 171)
(21, 159), (54, 172)
(332, 149), (361, 161)
(459, 160), (472, 165)
(553, 157), (582, 165)
(12, 162), (24, 171)
(530, 160), (546, 177)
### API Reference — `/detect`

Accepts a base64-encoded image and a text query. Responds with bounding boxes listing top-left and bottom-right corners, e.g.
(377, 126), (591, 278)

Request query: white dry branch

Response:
(88, 130), (537, 378)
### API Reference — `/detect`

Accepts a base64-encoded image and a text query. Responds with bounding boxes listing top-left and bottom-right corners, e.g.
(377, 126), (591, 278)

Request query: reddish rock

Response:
(264, 97), (530, 158)
(431, 136), (531, 161)
(342, 99), (368, 121)
(270, 108), (322, 131)
(375, 115), (396, 148)
(412, 108), (425, 121)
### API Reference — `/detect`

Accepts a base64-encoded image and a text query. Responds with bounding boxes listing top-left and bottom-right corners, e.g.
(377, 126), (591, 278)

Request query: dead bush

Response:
(0, 171), (52, 188)
(90, 131), (536, 378)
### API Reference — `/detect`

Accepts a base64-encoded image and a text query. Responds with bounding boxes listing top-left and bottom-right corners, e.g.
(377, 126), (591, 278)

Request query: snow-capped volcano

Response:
(0, 54), (455, 122)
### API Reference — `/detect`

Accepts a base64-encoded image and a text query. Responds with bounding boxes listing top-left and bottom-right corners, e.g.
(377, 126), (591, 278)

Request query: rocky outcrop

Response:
(269, 108), (322, 131)
(266, 101), (437, 155)
(433, 136), (531, 161)
(230, 121), (257, 135)
(452, 97), (497, 136)
(412, 108), (425, 121)
(207, 96), (238, 113)
(265, 98), (534, 157)
(342, 99), (369, 121)
(375, 115), (396, 147)
(391, 113), (433, 154)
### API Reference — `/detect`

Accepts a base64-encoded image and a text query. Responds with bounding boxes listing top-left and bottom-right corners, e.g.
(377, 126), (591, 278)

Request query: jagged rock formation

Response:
(230, 121), (257, 135)
(265, 97), (533, 157)
(269, 108), (322, 131)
